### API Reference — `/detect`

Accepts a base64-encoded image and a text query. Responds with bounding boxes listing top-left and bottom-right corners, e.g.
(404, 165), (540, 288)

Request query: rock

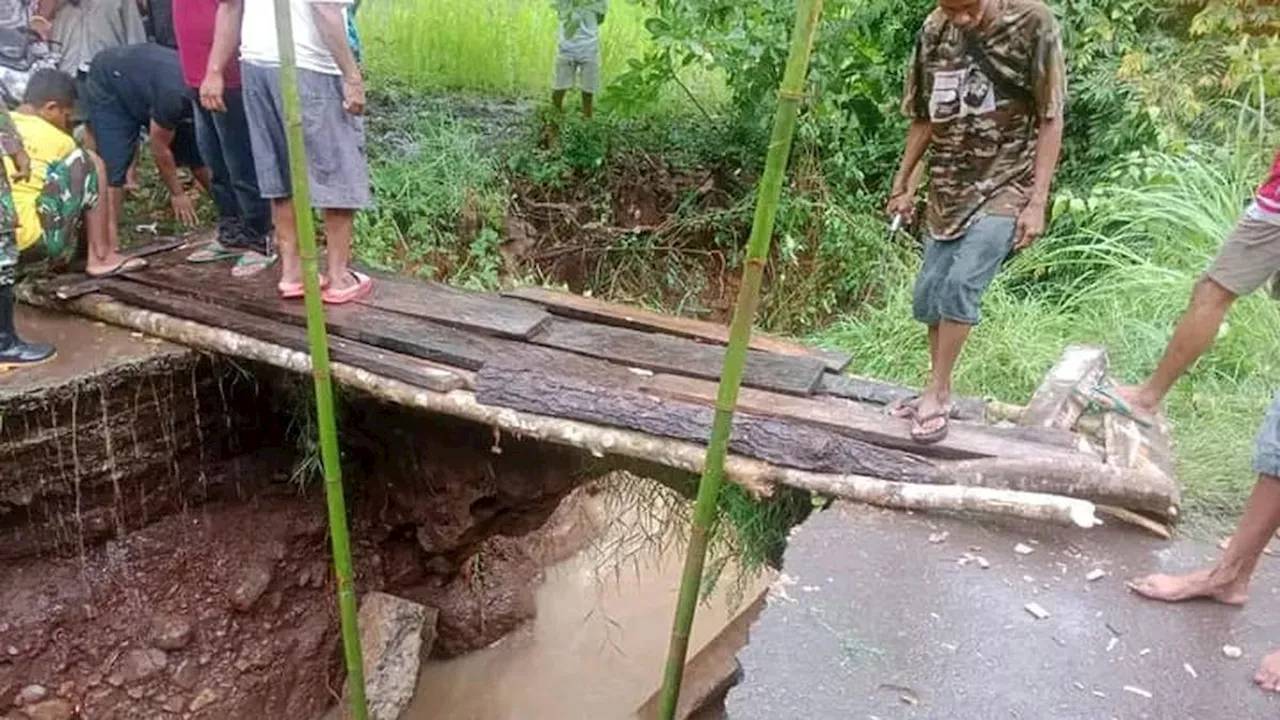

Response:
(1224, 644), (1244, 659)
(117, 648), (168, 685)
(171, 659), (200, 691)
(1014, 543), (1034, 555)
(1184, 662), (1198, 679)
(15, 684), (47, 706)
(162, 695), (185, 714)
(346, 592), (436, 720)
(1123, 685), (1152, 699)
(126, 687), (145, 700)
(230, 561), (274, 612)
(927, 531), (948, 544)
(18, 699), (74, 720)
(975, 556), (990, 570)
(188, 688), (219, 713)
(150, 615), (193, 651)
(1085, 569), (1107, 582)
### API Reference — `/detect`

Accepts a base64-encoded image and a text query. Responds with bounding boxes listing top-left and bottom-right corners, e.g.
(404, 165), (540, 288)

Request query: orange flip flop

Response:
(321, 271), (372, 305)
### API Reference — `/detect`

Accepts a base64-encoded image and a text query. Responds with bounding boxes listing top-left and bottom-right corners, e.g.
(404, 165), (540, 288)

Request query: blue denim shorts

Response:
(912, 214), (1016, 326)
(1255, 392), (1280, 477)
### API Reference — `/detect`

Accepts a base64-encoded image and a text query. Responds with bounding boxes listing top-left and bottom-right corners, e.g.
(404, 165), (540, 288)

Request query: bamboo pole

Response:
(270, 1), (369, 717)
(656, 1), (824, 716)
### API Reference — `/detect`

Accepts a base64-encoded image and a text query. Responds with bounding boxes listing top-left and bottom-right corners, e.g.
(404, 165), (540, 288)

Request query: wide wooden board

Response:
(530, 317), (826, 396)
(114, 261), (510, 371)
(96, 280), (467, 392)
(360, 273), (549, 339)
(648, 373), (1084, 462)
(818, 373), (987, 423)
(475, 349), (938, 480)
(504, 285), (852, 372)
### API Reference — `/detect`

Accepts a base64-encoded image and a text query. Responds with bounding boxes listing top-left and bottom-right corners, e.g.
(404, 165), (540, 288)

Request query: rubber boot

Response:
(0, 285), (56, 369)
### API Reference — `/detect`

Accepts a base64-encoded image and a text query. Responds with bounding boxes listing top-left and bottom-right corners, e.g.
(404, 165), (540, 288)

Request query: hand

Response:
(9, 149), (30, 183)
(342, 74), (365, 115)
(1014, 200), (1047, 250)
(885, 192), (916, 226)
(199, 70), (226, 113)
(29, 15), (50, 41)
(170, 191), (198, 227)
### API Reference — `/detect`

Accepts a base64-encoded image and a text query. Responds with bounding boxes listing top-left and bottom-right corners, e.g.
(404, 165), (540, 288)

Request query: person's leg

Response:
(33, 148), (129, 276)
(1130, 393), (1280, 607)
(552, 56), (575, 112)
(551, 89), (567, 113)
(192, 102), (247, 250)
(581, 55), (600, 118)
(913, 215), (1017, 436)
(899, 237), (951, 417)
(296, 68), (373, 300)
(216, 88), (274, 253)
(241, 62), (296, 289)
(0, 195), (55, 366)
(1119, 213), (1280, 418)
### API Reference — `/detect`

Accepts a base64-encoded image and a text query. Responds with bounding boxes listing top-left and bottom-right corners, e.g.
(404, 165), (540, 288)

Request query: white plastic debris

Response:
(1085, 569), (1107, 582)
(1224, 645), (1244, 659)
(1183, 663), (1198, 679)
(1024, 602), (1051, 620)
(1123, 686), (1152, 699)
(1014, 543), (1035, 555)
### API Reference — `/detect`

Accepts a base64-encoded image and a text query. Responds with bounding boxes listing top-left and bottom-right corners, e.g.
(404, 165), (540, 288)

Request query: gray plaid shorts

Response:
(1255, 393), (1280, 478)
(241, 62), (373, 210)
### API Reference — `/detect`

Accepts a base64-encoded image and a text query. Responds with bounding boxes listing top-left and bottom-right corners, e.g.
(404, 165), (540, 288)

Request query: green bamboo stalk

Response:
(270, 1), (369, 718)
(655, 1), (824, 717)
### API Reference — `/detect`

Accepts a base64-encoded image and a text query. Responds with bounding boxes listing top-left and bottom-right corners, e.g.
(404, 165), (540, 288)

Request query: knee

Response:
(936, 274), (980, 325)
(1194, 276), (1238, 310)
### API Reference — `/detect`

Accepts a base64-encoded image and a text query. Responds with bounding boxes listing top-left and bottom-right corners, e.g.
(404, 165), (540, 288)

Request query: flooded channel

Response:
(407, 496), (771, 720)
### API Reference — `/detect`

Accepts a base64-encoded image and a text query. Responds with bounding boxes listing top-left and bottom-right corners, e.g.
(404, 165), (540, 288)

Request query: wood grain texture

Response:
(818, 373), (987, 422)
(1020, 345), (1108, 428)
(529, 317), (826, 396)
(475, 350), (938, 480)
(504, 285), (852, 372)
(361, 273), (549, 339)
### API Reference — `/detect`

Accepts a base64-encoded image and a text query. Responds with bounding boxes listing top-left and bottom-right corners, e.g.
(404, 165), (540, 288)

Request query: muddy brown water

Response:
(407, 513), (771, 720)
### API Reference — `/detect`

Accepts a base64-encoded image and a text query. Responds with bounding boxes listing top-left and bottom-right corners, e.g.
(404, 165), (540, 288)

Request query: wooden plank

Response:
(504, 285), (852, 372)
(1020, 345), (1108, 428)
(648, 373), (1085, 462)
(529, 317), (825, 396)
(359, 273), (549, 339)
(475, 349), (939, 481)
(96, 280), (467, 392)
(113, 261), (509, 371)
(818, 373), (987, 423)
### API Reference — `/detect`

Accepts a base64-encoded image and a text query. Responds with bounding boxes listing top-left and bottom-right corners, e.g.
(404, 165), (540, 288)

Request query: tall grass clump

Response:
(359, 0), (651, 95)
(816, 143), (1280, 527)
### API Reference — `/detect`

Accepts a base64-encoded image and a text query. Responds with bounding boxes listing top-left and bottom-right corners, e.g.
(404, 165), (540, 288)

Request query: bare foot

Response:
(85, 250), (144, 277)
(327, 270), (359, 292)
(1255, 650), (1280, 692)
(1127, 566), (1249, 605)
(1114, 385), (1159, 423)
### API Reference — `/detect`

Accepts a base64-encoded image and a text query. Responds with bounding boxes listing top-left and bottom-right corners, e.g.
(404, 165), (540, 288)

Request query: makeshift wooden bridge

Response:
(26, 239), (1181, 533)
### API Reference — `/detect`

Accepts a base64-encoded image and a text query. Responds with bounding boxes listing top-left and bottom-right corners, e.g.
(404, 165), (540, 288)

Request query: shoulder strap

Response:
(963, 32), (1033, 108)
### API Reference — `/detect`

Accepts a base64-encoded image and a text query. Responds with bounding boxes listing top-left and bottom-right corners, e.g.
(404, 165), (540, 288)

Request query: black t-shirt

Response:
(148, 0), (178, 50)
(87, 43), (190, 131)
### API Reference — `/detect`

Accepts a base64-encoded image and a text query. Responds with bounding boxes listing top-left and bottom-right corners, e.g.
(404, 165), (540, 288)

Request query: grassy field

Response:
(359, 0), (652, 95)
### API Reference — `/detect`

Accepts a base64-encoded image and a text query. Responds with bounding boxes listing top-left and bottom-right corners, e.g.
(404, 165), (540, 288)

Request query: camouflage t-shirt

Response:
(903, 0), (1066, 240)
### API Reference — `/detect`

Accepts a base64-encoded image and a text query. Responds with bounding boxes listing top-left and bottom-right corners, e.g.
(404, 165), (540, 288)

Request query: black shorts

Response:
(86, 77), (203, 187)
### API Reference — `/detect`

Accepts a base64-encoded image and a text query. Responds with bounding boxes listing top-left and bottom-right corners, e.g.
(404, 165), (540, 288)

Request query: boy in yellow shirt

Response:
(2, 69), (146, 369)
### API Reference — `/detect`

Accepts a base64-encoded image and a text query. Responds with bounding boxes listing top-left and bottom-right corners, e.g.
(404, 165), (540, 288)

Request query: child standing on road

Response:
(552, 0), (606, 119)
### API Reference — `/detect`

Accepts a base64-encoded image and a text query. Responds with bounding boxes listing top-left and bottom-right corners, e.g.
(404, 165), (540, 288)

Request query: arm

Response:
(1014, 14), (1068, 249)
(31, 0), (59, 39)
(311, 3), (364, 114)
(148, 120), (198, 226)
(0, 109), (29, 183)
(122, 0), (148, 46)
(200, 0), (246, 112)
(886, 119), (931, 223)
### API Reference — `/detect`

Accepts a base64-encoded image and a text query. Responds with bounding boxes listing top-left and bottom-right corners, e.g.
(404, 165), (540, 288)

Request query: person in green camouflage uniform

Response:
(884, 0), (1066, 443)
(0, 104), (50, 370)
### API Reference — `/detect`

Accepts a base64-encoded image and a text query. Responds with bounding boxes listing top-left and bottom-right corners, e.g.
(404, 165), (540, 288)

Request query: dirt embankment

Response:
(0, 359), (605, 720)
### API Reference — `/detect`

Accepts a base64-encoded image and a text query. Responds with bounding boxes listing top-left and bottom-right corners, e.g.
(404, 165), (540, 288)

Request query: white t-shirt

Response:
(557, 0), (606, 63)
(240, 0), (354, 76)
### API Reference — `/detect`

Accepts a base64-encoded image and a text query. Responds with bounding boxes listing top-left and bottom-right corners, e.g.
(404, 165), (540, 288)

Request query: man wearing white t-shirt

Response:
(213, 0), (372, 304)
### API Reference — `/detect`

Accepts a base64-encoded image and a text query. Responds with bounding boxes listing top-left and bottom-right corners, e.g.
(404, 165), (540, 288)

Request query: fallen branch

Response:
(932, 456), (1180, 521)
(1098, 505), (1172, 539)
(775, 468), (1100, 529)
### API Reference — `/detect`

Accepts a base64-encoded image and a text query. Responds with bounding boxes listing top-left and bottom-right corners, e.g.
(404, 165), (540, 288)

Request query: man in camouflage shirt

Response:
(0, 106), (48, 370)
(885, 0), (1066, 443)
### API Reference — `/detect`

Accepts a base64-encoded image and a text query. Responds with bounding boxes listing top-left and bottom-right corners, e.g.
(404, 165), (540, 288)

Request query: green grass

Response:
(359, 0), (651, 95)
(813, 145), (1280, 528)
